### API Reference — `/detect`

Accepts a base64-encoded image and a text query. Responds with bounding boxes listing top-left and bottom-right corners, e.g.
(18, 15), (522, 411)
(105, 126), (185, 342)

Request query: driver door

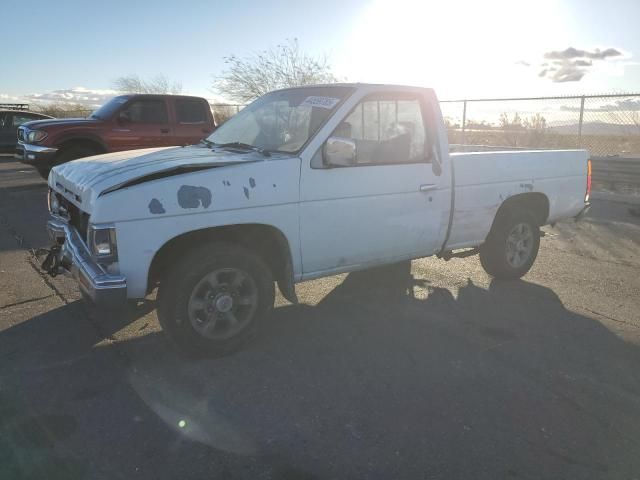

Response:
(299, 92), (448, 277)
(111, 97), (173, 151)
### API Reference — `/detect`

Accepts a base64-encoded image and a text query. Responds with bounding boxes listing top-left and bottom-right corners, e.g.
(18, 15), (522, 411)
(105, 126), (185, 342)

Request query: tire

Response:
(157, 243), (275, 356)
(55, 145), (100, 166)
(479, 210), (540, 280)
(34, 145), (100, 180)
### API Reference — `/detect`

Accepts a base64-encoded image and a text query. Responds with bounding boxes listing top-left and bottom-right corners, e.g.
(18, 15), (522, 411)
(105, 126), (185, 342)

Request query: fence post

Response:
(461, 100), (467, 145)
(577, 96), (585, 148)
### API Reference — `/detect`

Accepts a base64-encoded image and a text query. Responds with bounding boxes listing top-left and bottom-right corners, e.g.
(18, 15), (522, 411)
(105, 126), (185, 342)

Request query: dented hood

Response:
(49, 145), (265, 213)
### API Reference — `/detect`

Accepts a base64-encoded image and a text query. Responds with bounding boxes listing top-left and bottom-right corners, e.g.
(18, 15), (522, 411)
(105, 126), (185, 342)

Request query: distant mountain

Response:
(549, 121), (639, 136)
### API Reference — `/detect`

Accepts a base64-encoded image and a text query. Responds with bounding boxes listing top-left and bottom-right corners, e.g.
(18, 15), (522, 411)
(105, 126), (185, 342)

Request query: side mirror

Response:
(323, 136), (356, 167)
(432, 160), (442, 176)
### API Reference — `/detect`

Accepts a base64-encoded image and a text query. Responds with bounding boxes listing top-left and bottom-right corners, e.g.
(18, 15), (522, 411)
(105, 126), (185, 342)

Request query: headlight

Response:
(47, 189), (68, 217)
(27, 130), (48, 143)
(47, 189), (59, 213)
(88, 224), (118, 262)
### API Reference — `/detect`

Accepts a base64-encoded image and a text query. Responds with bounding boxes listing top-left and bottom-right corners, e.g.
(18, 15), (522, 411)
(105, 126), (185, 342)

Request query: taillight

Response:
(585, 158), (592, 202)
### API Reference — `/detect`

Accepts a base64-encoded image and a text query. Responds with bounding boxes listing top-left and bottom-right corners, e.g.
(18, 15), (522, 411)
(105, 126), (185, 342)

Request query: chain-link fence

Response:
(10, 95), (640, 157)
(441, 94), (640, 158)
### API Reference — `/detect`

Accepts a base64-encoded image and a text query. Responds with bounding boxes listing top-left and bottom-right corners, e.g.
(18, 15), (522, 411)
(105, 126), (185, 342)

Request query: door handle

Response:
(419, 184), (438, 192)
(160, 128), (170, 134)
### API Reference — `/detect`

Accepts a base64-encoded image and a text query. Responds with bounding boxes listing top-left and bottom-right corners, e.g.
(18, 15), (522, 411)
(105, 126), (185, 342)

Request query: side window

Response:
(334, 95), (429, 165)
(176, 99), (208, 123)
(12, 114), (37, 127)
(120, 99), (168, 124)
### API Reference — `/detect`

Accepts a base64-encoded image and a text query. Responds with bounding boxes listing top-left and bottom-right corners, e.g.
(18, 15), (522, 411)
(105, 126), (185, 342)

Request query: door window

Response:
(120, 99), (168, 124)
(333, 95), (429, 165)
(176, 99), (208, 123)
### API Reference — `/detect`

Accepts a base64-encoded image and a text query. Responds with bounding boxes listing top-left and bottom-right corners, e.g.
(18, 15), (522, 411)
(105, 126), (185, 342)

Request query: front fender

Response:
(95, 160), (302, 298)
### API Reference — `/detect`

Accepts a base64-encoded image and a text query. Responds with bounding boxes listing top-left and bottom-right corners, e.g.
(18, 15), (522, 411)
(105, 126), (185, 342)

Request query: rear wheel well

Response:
(490, 193), (550, 231)
(148, 224), (296, 302)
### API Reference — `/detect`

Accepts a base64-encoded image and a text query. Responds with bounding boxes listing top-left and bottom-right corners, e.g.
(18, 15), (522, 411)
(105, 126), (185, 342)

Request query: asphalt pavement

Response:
(1, 154), (640, 480)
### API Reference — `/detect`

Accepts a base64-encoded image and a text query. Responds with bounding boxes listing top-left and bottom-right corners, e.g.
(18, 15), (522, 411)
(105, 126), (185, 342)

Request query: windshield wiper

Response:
(214, 142), (271, 157)
(200, 138), (214, 148)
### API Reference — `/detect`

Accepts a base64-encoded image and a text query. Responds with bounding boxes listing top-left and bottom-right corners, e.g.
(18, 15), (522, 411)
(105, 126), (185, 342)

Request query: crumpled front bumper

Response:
(46, 217), (127, 306)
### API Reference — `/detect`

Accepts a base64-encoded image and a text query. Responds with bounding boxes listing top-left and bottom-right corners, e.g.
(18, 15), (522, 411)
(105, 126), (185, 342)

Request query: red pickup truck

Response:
(16, 94), (216, 178)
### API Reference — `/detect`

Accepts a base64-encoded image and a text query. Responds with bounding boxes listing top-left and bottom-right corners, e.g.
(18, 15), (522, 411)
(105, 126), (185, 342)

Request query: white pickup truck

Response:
(44, 83), (591, 355)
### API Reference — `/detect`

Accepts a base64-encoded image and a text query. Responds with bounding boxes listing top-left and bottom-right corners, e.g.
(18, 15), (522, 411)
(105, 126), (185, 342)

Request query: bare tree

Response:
(211, 104), (241, 125)
(499, 112), (549, 148)
(499, 112), (524, 146)
(31, 102), (92, 118)
(523, 113), (548, 147)
(113, 74), (182, 94)
(213, 39), (338, 103)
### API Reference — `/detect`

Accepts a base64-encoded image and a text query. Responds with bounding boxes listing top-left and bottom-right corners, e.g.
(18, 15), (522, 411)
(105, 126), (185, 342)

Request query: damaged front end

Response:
(40, 244), (64, 277)
(42, 189), (127, 306)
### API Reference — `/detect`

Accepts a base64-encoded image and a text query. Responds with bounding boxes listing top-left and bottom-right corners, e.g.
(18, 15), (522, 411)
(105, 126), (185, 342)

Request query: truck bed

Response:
(444, 149), (589, 250)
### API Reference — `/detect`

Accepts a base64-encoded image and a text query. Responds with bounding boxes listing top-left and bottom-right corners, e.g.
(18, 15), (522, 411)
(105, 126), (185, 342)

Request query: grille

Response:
(17, 127), (25, 141)
(56, 193), (89, 242)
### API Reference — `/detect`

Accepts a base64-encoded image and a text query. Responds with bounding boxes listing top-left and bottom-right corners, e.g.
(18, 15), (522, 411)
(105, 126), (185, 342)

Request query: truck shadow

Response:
(2, 266), (640, 479)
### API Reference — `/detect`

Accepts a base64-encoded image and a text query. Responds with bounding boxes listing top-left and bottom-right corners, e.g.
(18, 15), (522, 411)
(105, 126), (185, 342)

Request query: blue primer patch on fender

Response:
(148, 198), (166, 214)
(177, 185), (212, 209)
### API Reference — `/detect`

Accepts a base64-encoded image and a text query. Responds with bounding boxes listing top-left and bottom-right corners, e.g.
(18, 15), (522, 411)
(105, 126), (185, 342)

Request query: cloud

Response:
(544, 47), (622, 60)
(23, 87), (117, 107)
(518, 46), (628, 83)
(547, 66), (586, 83)
(0, 93), (24, 103)
(0, 87), (117, 108)
(560, 98), (640, 112)
(539, 59), (591, 82)
(1, 87), (228, 113)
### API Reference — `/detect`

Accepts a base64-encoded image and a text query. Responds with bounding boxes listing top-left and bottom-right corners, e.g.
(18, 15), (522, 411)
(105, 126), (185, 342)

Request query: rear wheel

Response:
(479, 211), (540, 279)
(157, 243), (274, 356)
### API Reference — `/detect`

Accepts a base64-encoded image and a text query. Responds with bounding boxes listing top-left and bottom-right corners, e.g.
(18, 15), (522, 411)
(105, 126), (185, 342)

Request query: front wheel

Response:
(35, 145), (101, 179)
(157, 243), (274, 356)
(55, 145), (101, 166)
(479, 211), (540, 280)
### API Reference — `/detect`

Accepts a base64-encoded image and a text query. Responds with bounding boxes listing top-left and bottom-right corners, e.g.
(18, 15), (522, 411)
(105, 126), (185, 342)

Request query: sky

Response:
(1, 0), (639, 107)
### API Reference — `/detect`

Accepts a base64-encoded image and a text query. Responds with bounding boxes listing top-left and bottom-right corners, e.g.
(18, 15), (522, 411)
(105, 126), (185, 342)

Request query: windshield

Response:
(90, 95), (130, 120)
(207, 86), (354, 154)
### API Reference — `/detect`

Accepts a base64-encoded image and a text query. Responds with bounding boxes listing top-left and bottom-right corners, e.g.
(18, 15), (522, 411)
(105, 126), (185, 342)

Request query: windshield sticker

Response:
(301, 96), (341, 109)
